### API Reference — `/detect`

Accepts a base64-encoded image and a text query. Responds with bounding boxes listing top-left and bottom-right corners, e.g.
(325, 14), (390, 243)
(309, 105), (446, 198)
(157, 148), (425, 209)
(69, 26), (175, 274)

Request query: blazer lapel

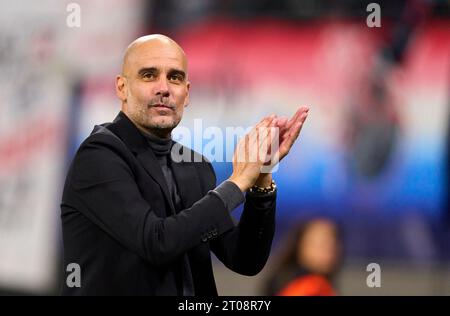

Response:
(137, 150), (176, 215)
(106, 111), (176, 215)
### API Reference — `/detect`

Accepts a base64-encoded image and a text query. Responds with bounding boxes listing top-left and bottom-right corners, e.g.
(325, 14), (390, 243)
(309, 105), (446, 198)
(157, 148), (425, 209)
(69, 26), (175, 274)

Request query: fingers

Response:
(247, 115), (273, 146)
(275, 107), (309, 162)
(285, 111), (308, 148)
(258, 118), (278, 163)
(239, 115), (275, 163)
(253, 116), (276, 162)
(255, 114), (275, 130)
(236, 107), (309, 165)
(284, 106), (309, 140)
(250, 115), (274, 147)
(285, 105), (309, 130)
(265, 119), (280, 165)
(275, 116), (288, 129)
(276, 107), (308, 146)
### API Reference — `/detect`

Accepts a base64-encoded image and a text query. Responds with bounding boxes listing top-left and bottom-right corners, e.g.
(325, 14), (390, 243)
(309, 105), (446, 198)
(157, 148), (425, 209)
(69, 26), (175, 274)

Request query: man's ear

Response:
(115, 75), (128, 102)
(184, 81), (190, 107)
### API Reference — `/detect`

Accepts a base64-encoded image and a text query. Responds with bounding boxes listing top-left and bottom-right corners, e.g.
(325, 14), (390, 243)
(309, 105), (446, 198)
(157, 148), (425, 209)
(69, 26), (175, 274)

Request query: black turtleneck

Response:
(142, 131), (183, 212)
(143, 131), (172, 156)
(140, 130), (195, 296)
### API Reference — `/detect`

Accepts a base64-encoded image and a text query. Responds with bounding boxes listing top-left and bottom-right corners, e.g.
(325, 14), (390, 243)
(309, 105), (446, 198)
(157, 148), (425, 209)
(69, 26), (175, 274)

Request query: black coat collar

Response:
(104, 111), (203, 214)
(109, 111), (154, 155)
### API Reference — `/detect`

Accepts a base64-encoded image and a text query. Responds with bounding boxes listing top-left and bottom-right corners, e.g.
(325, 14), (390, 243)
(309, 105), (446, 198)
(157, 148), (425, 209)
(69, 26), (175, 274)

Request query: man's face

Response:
(116, 38), (190, 137)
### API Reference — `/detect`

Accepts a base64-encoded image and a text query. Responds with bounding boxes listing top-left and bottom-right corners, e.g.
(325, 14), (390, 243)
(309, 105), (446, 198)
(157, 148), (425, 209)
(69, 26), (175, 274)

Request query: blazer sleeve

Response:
(62, 135), (235, 267)
(208, 165), (277, 276)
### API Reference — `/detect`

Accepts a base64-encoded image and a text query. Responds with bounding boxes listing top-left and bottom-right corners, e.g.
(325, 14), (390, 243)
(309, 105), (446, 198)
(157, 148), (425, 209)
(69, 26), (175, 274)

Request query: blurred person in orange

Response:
(263, 218), (342, 296)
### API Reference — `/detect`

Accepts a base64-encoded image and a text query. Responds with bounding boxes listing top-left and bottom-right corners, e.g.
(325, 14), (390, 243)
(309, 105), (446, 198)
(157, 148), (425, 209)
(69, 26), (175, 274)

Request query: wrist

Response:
(228, 175), (251, 193)
(254, 173), (272, 187)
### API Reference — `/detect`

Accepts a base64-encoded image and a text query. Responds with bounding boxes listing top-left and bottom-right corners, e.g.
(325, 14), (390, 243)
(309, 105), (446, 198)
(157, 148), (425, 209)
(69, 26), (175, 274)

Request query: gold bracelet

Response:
(249, 180), (277, 194)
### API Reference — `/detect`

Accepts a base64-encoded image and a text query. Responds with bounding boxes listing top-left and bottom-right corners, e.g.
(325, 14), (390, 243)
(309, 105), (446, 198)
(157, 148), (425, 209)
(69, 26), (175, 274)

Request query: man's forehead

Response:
(122, 36), (187, 74)
(131, 56), (186, 72)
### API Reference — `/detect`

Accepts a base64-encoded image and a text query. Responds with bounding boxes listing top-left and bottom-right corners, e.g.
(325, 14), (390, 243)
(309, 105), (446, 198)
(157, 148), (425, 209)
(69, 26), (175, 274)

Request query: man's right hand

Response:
(228, 115), (278, 192)
(228, 106), (309, 192)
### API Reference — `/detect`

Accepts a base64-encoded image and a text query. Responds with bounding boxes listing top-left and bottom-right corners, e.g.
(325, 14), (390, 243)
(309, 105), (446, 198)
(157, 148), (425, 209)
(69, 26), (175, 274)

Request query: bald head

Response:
(121, 34), (187, 77)
(115, 34), (190, 139)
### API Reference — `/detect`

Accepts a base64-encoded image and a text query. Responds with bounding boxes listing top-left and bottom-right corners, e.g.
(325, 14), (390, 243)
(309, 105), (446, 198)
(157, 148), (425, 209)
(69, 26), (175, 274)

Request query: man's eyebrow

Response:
(137, 67), (186, 79)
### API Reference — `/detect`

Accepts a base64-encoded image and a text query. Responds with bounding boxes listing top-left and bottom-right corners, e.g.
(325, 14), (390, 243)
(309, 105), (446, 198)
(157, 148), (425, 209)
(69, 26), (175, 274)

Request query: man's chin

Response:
(147, 119), (179, 131)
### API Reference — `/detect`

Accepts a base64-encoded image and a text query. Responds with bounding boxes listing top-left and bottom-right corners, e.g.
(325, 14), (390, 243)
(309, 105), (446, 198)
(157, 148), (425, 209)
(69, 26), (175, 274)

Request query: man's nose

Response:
(155, 77), (170, 98)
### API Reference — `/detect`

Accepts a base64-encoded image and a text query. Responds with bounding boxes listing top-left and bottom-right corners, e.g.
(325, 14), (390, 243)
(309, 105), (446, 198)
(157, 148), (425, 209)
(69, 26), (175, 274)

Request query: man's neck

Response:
(139, 126), (171, 140)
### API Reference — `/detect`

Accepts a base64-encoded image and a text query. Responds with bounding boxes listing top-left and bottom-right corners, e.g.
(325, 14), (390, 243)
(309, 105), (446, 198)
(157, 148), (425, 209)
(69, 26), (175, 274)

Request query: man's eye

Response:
(142, 73), (155, 79)
(169, 74), (183, 82)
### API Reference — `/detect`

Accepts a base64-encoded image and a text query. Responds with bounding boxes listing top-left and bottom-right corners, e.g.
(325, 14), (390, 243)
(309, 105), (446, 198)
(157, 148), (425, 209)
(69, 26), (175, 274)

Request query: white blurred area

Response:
(0, 0), (142, 294)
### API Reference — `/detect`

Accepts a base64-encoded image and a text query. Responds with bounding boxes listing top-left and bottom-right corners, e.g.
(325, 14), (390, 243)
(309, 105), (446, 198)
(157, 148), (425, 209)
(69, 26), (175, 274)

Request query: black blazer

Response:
(61, 111), (276, 295)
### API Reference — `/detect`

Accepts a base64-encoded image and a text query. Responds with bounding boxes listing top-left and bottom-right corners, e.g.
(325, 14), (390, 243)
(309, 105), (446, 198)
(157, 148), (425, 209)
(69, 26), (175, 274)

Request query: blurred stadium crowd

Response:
(0, 0), (449, 295)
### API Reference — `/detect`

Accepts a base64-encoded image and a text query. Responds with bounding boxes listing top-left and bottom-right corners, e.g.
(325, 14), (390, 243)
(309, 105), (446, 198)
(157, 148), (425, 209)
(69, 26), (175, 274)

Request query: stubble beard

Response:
(132, 103), (181, 138)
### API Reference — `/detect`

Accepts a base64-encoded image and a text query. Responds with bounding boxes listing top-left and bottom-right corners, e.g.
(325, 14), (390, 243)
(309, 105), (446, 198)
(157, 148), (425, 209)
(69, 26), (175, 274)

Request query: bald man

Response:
(60, 34), (309, 295)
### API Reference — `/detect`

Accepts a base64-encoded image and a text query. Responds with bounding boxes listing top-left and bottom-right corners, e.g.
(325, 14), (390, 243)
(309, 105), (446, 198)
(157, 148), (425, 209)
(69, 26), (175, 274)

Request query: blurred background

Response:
(0, 0), (449, 295)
